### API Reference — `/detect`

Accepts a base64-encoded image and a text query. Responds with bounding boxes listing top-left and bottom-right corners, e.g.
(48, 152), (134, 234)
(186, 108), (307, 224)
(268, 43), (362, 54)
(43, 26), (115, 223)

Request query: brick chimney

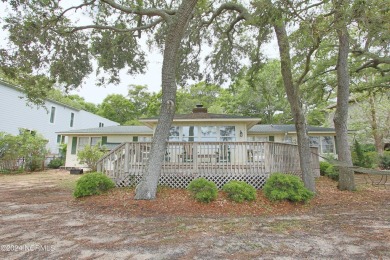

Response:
(192, 104), (208, 113)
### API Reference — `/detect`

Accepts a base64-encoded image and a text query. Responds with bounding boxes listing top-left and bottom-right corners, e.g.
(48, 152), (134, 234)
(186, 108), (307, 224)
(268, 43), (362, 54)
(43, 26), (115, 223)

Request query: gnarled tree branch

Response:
(202, 3), (250, 27)
(101, 0), (175, 21)
(296, 36), (321, 86)
(69, 18), (164, 33)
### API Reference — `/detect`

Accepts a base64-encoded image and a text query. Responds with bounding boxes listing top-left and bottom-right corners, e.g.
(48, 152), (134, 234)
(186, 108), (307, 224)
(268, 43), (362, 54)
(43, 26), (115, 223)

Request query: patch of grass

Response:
(0, 168), (25, 175)
(57, 177), (79, 191)
(269, 219), (305, 233)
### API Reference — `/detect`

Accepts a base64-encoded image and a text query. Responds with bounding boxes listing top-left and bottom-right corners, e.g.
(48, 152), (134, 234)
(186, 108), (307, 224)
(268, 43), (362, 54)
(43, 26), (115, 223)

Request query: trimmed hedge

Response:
(263, 173), (314, 203)
(222, 180), (256, 203)
(187, 178), (218, 203)
(73, 172), (116, 198)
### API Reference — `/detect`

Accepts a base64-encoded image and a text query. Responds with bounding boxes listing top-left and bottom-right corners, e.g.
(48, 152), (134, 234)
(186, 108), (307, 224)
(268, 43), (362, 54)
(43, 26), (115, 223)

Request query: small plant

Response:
(48, 157), (64, 169)
(187, 178), (218, 203)
(222, 180), (256, 203)
(319, 161), (332, 176)
(352, 140), (373, 168)
(0, 169), (11, 174)
(73, 172), (116, 198)
(365, 151), (380, 168)
(263, 173), (314, 203)
(77, 143), (105, 172)
(379, 152), (390, 170)
(325, 165), (339, 181)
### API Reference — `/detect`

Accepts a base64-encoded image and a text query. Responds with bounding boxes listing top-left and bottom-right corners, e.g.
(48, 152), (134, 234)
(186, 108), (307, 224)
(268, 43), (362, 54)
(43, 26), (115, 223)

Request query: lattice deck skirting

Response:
(113, 171), (302, 189)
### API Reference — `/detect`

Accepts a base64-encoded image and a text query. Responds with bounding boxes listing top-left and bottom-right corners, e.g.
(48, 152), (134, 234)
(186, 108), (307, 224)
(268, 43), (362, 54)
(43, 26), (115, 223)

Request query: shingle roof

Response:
(141, 113), (258, 120)
(57, 125), (153, 135)
(58, 124), (335, 135)
(248, 124), (335, 134)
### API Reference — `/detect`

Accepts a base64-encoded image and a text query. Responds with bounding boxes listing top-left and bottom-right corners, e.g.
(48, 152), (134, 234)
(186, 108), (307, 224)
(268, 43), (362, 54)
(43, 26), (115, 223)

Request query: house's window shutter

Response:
(102, 136), (107, 145)
(71, 137), (77, 154)
(70, 113), (74, 127)
(57, 135), (61, 143)
(50, 106), (56, 123)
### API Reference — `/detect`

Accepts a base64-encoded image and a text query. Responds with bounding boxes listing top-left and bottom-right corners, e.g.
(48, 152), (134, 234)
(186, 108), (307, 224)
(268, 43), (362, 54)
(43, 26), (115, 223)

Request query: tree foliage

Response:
(176, 82), (222, 114)
(77, 143), (105, 172)
(0, 129), (48, 171)
(97, 94), (135, 125)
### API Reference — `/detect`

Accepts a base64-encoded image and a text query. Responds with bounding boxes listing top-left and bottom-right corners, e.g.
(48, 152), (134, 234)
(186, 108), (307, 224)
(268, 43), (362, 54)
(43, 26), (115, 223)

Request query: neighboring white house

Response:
(58, 105), (337, 169)
(0, 80), (119, 156)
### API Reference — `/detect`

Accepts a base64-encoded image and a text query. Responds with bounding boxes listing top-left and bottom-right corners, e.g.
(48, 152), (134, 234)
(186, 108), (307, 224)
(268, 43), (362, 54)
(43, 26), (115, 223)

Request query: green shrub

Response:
(0, 169), (11, 174)
(222, 180), (256, 203)
(263, 173), (314, 203)
(379, 152), (390, 170)
(187, 178), (218, 203)
(352, 140), (373, 168)
(0, 130), (48, 172)
(325, 165), (339, 181)
(48, 158), (64, 169)
(73, 172), (116, 198)
(319, 161), (332, 176)
(365, 151), (379, 168)
(77, 144), (105, 172)
(361, 144), (376, 152)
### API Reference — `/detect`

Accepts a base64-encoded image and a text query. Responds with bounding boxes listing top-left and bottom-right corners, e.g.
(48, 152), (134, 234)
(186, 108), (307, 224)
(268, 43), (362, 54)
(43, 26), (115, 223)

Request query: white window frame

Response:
(77, 136), (103, 151)
(168, 126), (236, 142)
(77, 137), (89, 151)
(321, 136), (335, 154)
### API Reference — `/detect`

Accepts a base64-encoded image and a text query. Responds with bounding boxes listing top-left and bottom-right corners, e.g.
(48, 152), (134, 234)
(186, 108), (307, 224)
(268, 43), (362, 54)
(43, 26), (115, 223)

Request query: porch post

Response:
(193, 142), (198, 174)
(264, 142), (271, 175)
(124, 142), (130, 175)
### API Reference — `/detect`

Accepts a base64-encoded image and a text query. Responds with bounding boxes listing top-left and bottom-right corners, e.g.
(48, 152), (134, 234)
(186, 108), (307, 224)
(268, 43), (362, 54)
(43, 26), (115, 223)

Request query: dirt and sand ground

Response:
(0, 170), (389, 259)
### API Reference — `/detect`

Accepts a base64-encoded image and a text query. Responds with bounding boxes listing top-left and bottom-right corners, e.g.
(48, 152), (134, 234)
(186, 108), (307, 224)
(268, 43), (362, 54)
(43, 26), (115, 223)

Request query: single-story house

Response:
(57, 105), (336, 188)
(58, 105), (336, 168)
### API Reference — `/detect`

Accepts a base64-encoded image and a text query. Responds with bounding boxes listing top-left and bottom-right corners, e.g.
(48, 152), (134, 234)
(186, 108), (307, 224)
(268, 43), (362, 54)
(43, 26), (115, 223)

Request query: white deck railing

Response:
(97, 142), (320, 189)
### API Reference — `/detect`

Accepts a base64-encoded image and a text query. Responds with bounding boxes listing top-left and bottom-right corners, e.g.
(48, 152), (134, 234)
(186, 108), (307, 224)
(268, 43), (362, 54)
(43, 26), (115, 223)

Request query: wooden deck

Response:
(97, 141), (320, 188)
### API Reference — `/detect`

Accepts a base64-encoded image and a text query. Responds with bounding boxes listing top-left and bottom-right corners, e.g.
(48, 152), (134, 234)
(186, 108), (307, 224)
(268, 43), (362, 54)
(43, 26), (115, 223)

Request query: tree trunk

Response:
(135, 0), (198, 200)
(368, 92), (384, 155)
(333, 0), (355, 191)
(274, 23), (316, 192)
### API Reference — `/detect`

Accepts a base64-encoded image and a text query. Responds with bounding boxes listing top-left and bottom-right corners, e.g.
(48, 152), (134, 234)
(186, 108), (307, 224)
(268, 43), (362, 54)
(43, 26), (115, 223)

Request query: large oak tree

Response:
(1, 0), (198, 199)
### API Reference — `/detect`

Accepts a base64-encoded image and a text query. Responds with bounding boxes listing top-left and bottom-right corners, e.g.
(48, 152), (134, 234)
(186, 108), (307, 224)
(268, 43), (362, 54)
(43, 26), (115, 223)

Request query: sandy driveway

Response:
(0, 170), (389, 259)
